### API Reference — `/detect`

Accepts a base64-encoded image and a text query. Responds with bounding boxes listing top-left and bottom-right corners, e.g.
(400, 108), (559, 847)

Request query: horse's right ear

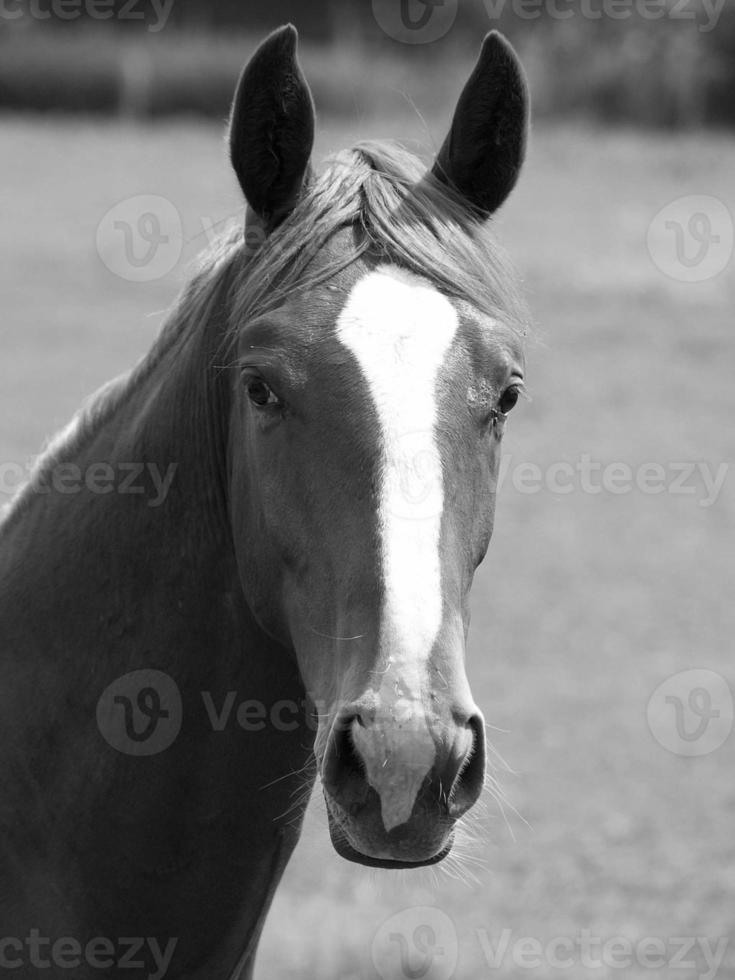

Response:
(229, 25), (315, 229)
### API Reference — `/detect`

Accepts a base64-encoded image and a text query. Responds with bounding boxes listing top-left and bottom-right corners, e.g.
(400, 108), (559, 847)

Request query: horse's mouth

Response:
(331, 831), (453, 869)
(325, 801), (454, 869)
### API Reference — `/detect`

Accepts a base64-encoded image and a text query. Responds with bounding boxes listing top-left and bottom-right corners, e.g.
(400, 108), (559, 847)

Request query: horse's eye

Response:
(246, 378), (279, 408)
(498, 386), (520, 415)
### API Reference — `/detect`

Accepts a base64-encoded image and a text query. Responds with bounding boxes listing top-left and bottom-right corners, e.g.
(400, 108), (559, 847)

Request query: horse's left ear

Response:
(432, 32), (529, 218)
(229, 24), (315, 228)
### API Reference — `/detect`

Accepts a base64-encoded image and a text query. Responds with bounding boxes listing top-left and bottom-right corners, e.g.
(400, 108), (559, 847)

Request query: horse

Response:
(0, 24), (529, 980)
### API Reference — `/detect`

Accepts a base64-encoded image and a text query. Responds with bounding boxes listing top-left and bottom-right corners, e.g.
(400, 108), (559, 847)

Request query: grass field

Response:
(1, 112), (733, 979)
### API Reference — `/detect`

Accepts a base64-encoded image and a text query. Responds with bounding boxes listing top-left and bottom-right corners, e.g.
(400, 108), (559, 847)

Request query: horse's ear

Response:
(432, 32), (529, 218)
(229, 24), (315, 228)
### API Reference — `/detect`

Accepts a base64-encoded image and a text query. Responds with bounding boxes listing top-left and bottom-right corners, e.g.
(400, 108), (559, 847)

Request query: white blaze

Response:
(336, 266), (458, 831)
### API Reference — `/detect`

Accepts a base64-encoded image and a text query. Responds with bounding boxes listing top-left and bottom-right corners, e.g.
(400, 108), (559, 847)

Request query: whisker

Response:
(260, 759), (315, 791)
(307, 625), (367, 642)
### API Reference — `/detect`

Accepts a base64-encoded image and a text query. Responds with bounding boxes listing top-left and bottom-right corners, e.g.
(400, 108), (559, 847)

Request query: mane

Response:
(1, 141), (528, 529)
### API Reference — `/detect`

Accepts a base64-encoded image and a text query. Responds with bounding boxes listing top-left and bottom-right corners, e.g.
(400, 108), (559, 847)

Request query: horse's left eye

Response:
(498, 386), (521, 414)
(246, 378), (279, 408)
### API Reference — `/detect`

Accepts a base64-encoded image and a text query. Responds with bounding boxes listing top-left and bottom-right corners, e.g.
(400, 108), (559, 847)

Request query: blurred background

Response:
(1, 1), (733, 978)
(1, 0), (735, 125)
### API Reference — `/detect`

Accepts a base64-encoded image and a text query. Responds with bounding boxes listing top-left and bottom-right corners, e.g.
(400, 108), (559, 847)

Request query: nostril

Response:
(340, 723), (365, 779)
(322, 715), (369, 810)
(447, 713), (486, 818)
